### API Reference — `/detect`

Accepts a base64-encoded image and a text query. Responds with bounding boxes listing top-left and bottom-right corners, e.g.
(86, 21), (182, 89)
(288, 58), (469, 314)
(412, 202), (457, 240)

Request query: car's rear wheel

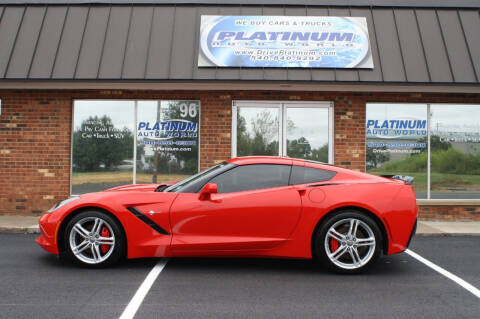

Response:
(314, 211), (382, 273)
(63, 211), (125, 267)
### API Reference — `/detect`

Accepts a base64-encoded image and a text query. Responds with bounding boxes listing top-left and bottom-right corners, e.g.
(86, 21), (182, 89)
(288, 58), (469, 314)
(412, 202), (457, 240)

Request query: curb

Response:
(415, 232), (480, 237)
(0, 226), (40, 234)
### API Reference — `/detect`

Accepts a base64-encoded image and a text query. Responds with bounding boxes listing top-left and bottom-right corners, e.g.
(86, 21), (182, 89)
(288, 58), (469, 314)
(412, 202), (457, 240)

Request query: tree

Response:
(144, 101), (200, 176)
(73, 116), (133, 172)
(311, 144), (329, 162)
(287, 137), (312, 159)
(237, 110), (279, 156)
(366, 145), (390, 170)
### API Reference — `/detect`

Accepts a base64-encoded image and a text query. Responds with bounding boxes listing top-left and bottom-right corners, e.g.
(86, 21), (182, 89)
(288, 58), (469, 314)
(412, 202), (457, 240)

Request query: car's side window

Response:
(209, 164), (291, 193)
(289, 166), (337, 185)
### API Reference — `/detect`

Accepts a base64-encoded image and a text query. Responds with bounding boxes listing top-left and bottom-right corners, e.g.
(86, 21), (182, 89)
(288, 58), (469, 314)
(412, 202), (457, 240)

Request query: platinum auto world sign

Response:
(198, 16), (373, 68)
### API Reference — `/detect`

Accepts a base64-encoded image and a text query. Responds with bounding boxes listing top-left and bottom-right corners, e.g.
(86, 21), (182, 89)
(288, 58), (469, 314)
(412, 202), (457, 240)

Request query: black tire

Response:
(313, 210), (383, 274)
(62, 210), (125, 267)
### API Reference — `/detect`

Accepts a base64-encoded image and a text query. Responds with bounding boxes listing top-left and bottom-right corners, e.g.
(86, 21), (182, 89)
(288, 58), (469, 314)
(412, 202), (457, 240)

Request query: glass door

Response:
(232, 101), (333, 163)
(285, 104), (330, 162)
(233, 101), (282, 157)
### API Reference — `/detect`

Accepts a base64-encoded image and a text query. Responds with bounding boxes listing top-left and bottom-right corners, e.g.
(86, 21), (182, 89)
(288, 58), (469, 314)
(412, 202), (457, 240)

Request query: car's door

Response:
(170, 164), (302, 252)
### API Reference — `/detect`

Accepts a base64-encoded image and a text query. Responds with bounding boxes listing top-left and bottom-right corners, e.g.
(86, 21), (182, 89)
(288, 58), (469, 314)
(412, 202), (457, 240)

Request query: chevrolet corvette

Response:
(37, 156), (417, 273)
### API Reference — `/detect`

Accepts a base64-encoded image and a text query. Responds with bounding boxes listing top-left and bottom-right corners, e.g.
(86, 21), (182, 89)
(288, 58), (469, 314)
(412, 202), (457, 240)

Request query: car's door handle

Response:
(296, 188), (307, 196)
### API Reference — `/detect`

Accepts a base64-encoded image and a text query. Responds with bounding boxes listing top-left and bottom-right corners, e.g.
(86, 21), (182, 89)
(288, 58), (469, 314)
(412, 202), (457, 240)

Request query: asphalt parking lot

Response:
(0, 234), (478, 319)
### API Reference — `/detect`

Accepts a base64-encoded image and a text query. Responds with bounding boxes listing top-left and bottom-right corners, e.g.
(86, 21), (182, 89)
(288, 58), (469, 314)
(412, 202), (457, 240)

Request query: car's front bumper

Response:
(35, 213), (59, 254)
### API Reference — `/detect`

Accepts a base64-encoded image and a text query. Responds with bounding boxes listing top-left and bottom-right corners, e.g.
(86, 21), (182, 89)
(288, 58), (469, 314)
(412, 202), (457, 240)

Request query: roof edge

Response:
(0, 80), (479, 94)
(0, 1), (479, 9)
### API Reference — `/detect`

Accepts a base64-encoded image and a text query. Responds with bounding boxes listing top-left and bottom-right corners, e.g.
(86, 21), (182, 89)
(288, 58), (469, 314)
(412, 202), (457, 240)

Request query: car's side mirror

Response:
(199, 182), (218, 200)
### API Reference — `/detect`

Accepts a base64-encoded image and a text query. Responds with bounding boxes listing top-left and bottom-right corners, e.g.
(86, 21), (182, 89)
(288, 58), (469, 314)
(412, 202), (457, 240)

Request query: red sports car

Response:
(37, 156), (417, 273)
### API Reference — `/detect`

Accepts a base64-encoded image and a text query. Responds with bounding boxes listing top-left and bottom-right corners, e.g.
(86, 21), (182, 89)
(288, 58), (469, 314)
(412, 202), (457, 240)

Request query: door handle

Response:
(297, 188), (307, 196)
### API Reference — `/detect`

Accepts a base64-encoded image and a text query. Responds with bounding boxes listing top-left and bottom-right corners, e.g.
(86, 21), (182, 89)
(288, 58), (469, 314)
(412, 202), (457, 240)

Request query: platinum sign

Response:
(198, 16), (373, 68)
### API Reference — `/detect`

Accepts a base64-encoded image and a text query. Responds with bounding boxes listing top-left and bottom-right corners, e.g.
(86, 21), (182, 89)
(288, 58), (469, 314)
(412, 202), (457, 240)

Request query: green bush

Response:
(383, 147), (480, 175)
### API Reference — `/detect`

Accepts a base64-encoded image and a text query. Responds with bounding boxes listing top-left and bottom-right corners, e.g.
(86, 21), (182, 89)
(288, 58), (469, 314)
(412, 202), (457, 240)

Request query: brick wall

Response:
(1, 89), (480, 219)
(419, 206), (480, 221)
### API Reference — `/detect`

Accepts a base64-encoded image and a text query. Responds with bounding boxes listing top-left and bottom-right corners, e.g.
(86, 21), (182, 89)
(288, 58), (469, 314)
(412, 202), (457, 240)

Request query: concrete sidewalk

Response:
(0, 215), (40, 234)
(0, 214), (479, 236)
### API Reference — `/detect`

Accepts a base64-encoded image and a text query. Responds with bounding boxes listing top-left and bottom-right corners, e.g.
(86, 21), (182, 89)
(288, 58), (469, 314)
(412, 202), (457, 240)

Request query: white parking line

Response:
(405, 249), (480, 299)
(119, 259), (169, 319)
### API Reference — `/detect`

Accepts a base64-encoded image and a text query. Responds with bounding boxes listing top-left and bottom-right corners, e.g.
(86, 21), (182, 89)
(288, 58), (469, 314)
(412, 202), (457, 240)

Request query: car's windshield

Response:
(164, 162), (230, 193)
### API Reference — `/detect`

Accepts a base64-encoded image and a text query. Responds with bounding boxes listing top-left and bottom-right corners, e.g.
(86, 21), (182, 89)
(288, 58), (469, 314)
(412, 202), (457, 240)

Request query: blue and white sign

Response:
(198, 16), (373, 68)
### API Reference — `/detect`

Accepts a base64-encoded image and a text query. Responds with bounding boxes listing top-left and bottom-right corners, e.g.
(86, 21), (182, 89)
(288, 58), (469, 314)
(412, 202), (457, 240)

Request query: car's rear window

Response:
(289, 166), (337, 185)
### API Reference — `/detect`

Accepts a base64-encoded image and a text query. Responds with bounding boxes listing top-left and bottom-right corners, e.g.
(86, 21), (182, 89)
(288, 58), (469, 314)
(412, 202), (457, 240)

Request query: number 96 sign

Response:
(179, 102), (198, 118)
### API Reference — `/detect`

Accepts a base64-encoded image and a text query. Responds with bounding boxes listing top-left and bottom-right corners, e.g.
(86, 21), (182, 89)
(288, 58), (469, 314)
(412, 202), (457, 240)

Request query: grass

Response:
(72, 171), (189, 185)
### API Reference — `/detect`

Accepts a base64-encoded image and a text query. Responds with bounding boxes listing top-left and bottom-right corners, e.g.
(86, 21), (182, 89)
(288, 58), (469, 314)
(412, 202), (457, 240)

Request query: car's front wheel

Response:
(314, 211), (383, 273)
(63, 211), (125, 267)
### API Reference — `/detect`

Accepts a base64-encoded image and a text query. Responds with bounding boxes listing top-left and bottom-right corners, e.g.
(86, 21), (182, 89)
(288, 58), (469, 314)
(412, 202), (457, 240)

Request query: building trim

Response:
(1, 81), (480, 93)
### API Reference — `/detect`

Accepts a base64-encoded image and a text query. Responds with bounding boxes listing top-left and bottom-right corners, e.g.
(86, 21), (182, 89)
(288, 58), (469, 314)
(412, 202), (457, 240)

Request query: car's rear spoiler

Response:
(381, 175), (414, 185)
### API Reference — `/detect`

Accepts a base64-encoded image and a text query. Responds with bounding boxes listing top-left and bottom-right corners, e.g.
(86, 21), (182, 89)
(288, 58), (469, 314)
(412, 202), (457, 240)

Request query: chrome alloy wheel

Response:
(68, 217), (115, 265)
(324, 218), (376, 270)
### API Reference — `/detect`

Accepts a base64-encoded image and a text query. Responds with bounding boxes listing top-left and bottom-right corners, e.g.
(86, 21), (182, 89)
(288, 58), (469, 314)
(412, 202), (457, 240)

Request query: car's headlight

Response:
(47, 196), (80, 213)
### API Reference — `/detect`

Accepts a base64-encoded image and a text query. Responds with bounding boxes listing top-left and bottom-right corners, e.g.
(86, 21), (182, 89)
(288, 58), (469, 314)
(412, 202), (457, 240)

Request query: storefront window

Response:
(430, 105), (480, 199)
(287, 107), (329, 162)
(366, 104), (428, 199)
(72, 101), (135, 194)
(72, 100), (200, 194)
(367, 103), (480, 200)
(136, 100), (200, 184)
(233, 101), (332, 162)
(236, 106), (280, 157)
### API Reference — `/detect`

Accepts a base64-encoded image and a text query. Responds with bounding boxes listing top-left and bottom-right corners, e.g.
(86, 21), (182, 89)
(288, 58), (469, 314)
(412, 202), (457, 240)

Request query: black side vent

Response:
(126, 207), (170, 235)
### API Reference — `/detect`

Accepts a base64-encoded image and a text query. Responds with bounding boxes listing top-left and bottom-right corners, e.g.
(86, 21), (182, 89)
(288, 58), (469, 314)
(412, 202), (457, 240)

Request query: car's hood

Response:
(103, 180), (179, 193)
(104, 184), (162, 192)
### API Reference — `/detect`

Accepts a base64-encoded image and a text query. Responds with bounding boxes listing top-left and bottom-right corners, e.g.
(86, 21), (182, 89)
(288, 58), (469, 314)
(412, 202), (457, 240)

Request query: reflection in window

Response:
(430, 105), (480, 199)
(234, 103), (331, 161)
(237, 107), (279, 156)
(72, 100), (200, 195)
(287, 107), (329, 162)
(72, 101), (135, 194)
(136, 101), (200, 184)
(366, 104), (427, 199)
(366, 103), (480, 200)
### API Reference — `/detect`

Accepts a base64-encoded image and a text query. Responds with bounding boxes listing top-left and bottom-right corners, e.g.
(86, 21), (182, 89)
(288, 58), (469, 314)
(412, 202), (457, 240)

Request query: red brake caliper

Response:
(330, 238), (339, 252)
(100, 227), (110, 254)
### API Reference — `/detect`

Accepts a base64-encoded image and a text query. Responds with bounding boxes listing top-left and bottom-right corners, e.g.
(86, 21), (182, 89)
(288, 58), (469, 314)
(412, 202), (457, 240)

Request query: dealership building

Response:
(1, 0), (480, 220)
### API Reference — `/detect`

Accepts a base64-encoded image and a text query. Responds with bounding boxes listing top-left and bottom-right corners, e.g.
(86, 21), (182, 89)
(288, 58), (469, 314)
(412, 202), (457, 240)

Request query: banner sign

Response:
(198, 15), (373, 68)
(366, 118), (427, 139)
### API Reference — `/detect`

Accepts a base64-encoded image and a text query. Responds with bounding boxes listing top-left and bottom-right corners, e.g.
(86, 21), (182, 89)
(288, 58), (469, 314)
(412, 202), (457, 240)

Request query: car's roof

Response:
(228, 156), (328, 166)
(228, 156), (401, 184)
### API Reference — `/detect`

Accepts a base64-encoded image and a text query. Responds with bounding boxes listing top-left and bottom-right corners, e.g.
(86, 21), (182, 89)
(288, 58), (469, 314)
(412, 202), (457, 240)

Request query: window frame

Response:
(366, 102), (480, 203)
(231, 100), (334, 164)
(71, 99), (201, 195)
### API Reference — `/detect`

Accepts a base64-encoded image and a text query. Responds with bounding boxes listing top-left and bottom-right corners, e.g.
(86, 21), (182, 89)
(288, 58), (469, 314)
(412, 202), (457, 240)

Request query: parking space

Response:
(409, 236), (480, 289)
(0, 234), (478, 319)
(0, 234), (157, 319)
